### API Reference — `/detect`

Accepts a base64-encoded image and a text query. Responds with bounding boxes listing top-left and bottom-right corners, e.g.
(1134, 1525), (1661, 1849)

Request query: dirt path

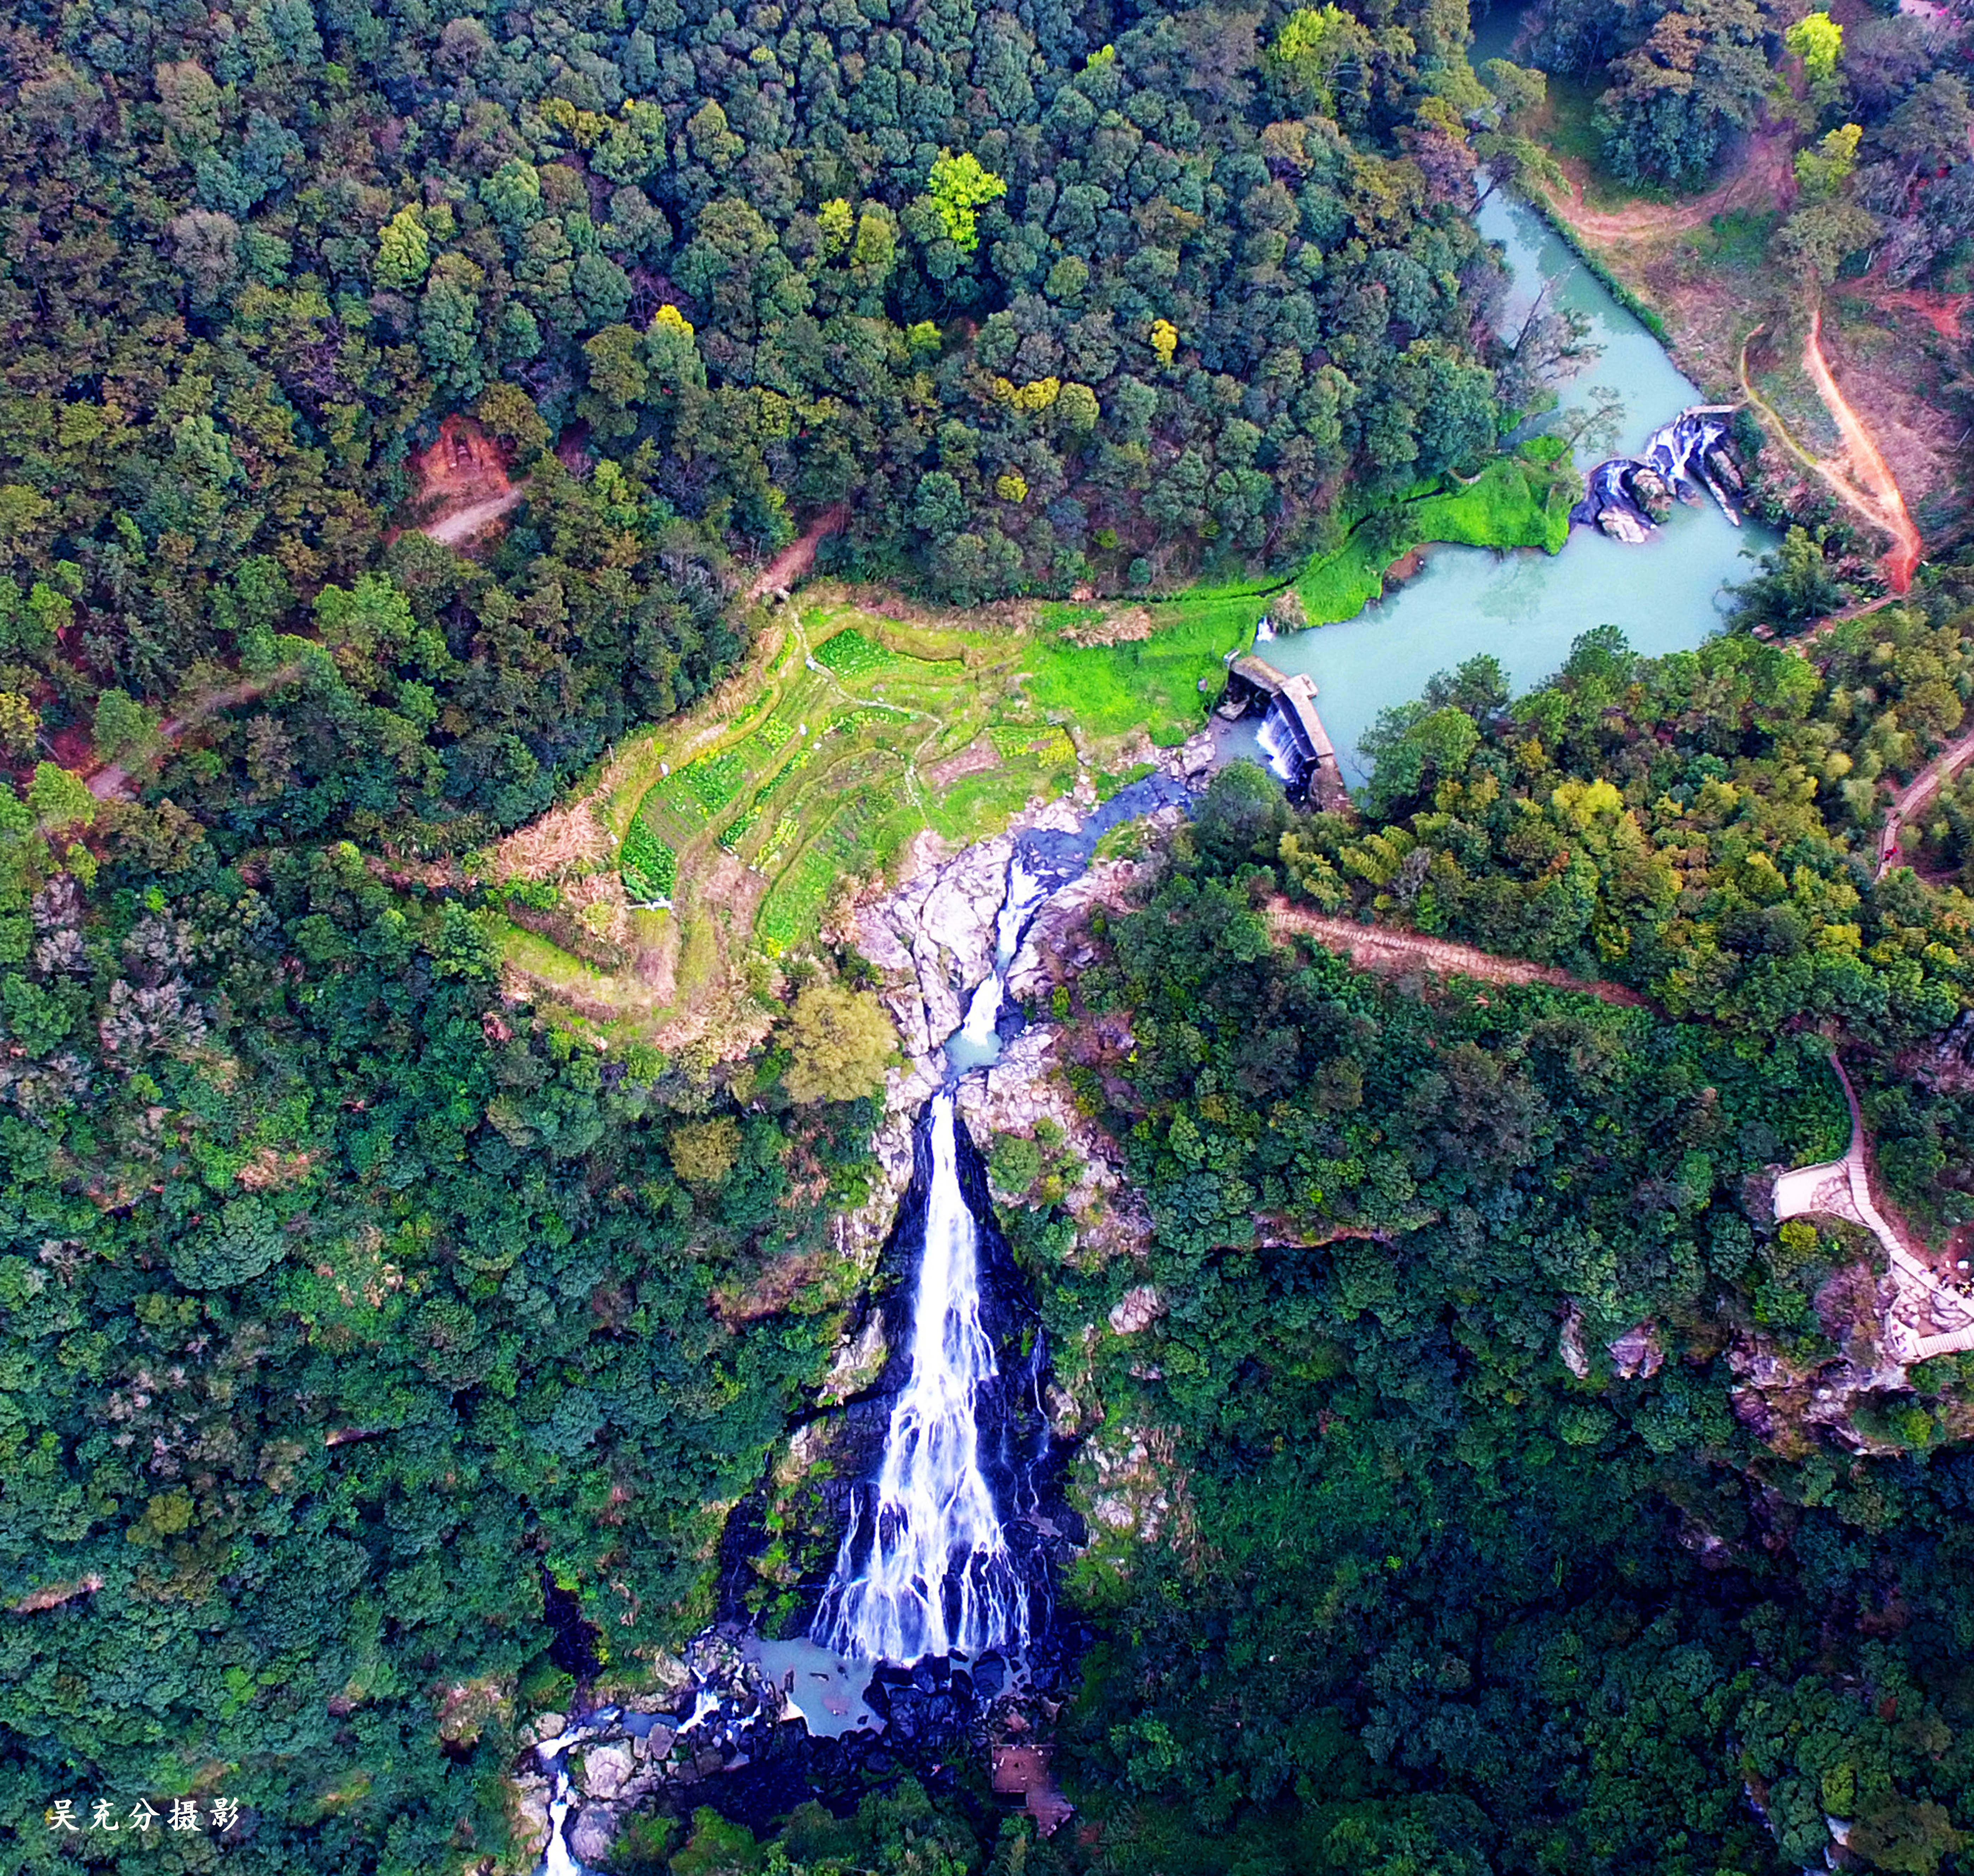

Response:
(1875, 722), (1974, 879)
(746, 503), (849, 602)
(1265, 901), (1651, 1008)
(1738, 318), (1922, 594)
(1541, 128), (1791, 243)
(88, 662), (309, 801)
(1775, 592), (1900, 655)
(421, 487), (525, 546)
(1773, 1051), (1974, 1360)
(1802, 304), (1923, 592)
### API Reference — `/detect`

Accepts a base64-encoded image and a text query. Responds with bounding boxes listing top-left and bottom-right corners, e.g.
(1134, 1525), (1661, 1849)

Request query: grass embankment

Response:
(1292, 440), (1578, 623)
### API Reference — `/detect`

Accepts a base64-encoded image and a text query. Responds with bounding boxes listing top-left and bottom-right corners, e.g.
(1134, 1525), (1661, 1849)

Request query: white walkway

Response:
(1774, 1054), (1974, 1361)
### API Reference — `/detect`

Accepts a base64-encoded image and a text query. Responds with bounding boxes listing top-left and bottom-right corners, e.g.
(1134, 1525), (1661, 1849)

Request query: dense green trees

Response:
(961, 728), (1974, 1876)
(0, 777), (884, 1870)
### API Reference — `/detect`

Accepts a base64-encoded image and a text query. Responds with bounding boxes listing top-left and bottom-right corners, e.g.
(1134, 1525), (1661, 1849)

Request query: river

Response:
(1242, 186), (1777, 785)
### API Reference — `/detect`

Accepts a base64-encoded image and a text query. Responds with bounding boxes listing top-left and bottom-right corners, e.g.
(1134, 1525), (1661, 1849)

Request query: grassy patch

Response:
(812, 628), (894, 677)
(1028, 599), (1258, 743)
(1693, 207), (1780, 270)
(1290, 444), (1577, 625)
(1095, 760), (1159, 801)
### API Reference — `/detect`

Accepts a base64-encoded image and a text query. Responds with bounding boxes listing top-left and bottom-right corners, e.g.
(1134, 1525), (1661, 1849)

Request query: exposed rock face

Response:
(1559, 1304), (1590, 1379)
(1728, 1331), (1916, 1458)
(1108, 1285), (1165, 1335)
(1607, 1321), (1664, 1380)
(1005, 810), (1181, 1004)
(523, 1633), (793, 1868)
(856, 833), (1014, 1062)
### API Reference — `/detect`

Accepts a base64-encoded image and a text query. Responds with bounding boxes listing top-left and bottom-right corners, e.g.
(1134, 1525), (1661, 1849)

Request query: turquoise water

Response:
(1253, 188), (1776, 785)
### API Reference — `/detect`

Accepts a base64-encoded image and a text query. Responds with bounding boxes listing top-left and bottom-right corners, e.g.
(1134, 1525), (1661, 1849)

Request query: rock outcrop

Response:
(518, 1633), (788, 1870)
(856, 832), (1015, 1063)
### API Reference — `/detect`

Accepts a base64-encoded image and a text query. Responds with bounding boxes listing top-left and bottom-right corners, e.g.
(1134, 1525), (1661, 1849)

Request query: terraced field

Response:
(490, 583), (1265, 1034)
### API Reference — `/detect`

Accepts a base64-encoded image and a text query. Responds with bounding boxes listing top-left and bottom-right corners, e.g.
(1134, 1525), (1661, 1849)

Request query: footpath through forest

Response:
(1874, 723), (1974, 879)
(1773, 1053), (1974, 1361)
(745, 504), (849, 601)
(86, 663), (308, 802)
(1265, 901), (1651, 1007)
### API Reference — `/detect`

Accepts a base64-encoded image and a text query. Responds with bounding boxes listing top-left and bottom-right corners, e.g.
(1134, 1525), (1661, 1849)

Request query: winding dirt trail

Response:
(1265, 901), (1651, 1008)
(1738, 316), (1922, 594)
(1801, 304), (1923, 592)
(87, 661), (309, 801)
(746, 503), (849, 601)
(1875, 722), (1974, 880)
(1545, 128), (1792, 243)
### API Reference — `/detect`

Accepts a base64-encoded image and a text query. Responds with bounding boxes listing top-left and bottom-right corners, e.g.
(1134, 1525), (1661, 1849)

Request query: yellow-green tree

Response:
(925, 151), (1007, 253)
(375, 205), (430, 290)
(781, 984), (896, 1103)
(1785, 11), (1842, 92)
(1793, 122), (1860, 198)
(669, 1117), (740, 1184)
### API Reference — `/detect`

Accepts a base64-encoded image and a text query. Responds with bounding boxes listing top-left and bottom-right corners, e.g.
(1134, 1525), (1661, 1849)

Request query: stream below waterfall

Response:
(1226, 184), (1778, 786)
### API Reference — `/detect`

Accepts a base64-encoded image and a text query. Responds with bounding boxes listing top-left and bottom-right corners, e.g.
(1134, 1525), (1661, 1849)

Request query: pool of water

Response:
(1256, 186), (1775, 785)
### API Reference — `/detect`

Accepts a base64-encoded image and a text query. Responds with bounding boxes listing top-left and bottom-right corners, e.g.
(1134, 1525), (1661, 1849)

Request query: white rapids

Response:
(955, 854), (1049, 1056)
(1257, 702), (1302, 785)
(811, 1091), (1029, 1662)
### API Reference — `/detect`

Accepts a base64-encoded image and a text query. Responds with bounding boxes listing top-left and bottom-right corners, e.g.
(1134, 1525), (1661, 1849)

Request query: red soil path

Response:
(1841, 281), (1973, 343)
(745, 503), (849, 601)
(1801, 304), (1924, 593)
(1265, 901), (1651, 1009)
(409, 416), (524, 548)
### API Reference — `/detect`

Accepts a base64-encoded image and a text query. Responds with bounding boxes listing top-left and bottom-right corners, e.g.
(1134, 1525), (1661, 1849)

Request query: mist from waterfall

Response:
(811, 1092), (1028, 1663)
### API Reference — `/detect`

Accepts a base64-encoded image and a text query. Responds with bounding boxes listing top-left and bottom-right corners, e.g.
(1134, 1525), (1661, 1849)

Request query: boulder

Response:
(570, 1803), (620, 1865)
(633, 1722), (676, 1761)
(577, 1741), (634, 1801)
(1596, 506), (1650, 545)
(1108, 1285), (1165, 1334)
(1559, 1304), (1590, 1379)
(1607, 1321), (1663, 1380)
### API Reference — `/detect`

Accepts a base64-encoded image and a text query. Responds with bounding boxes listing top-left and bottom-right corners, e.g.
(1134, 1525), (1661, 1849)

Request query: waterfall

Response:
(813, 1093), (1028, 1662)
(1256, 701), (1302, 786)
(953, 852), (1049, 1061)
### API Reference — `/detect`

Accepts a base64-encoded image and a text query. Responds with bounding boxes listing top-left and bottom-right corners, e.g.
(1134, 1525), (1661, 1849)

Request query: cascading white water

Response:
(1257, 702), (1301, 785)
(813, 1093), (1027, 1662)
(956, 855), (1048, 1054)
